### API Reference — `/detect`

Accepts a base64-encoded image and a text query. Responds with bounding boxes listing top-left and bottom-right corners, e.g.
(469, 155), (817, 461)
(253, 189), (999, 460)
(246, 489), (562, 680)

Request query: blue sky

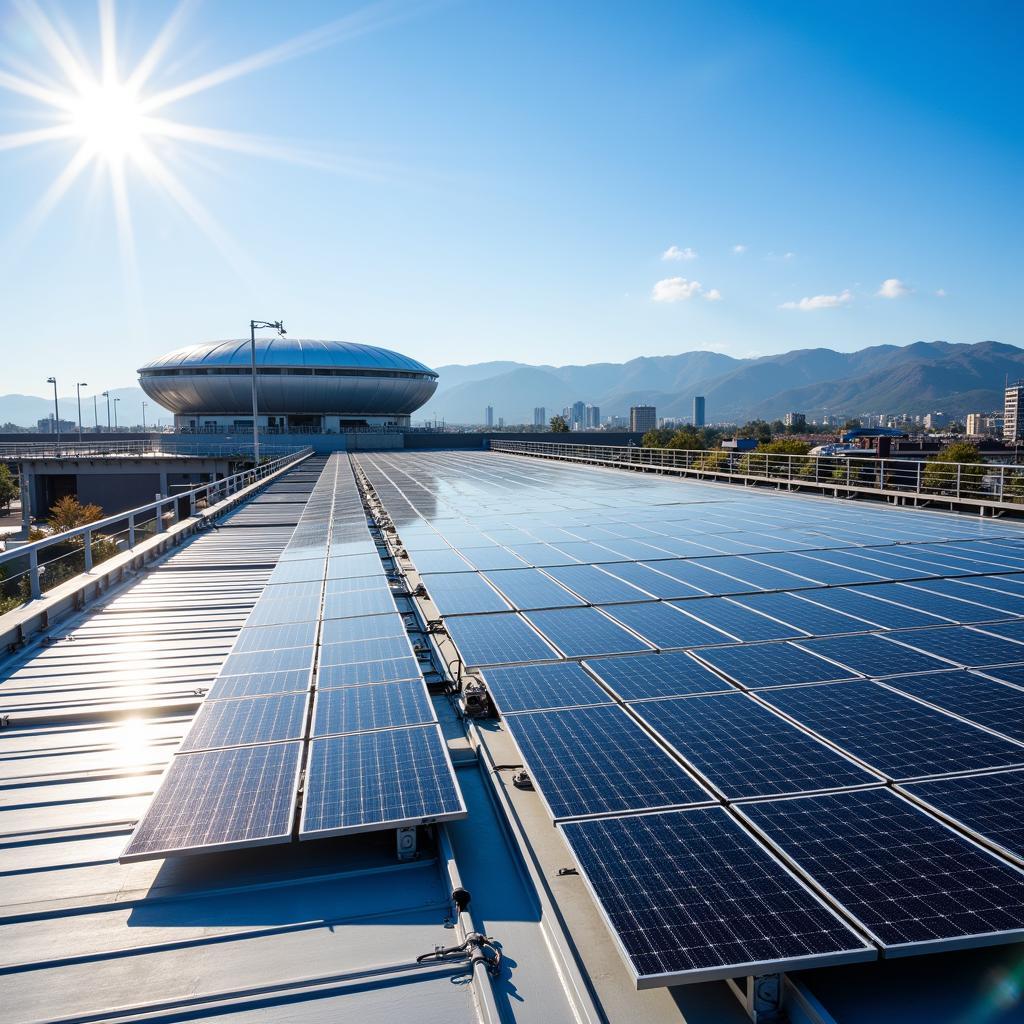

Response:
(1, 0), (1021, 396)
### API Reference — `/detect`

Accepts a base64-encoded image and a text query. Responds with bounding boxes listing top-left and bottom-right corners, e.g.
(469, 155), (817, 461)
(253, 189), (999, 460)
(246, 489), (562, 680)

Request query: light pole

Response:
(113, 397), (120, 430)
(93, 394), (99, 433)
(249, 319), (287, 464)
(46, 376), (60, 454)
(102, 391), (110, 431)
(75, 382), (88, 442)
(141, 401), (148, 431)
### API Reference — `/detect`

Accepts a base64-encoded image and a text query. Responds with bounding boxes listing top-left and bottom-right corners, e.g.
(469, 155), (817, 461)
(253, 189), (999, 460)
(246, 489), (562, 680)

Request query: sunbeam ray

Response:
(0, 123), (78, 152)
(13, 0), (92, 94)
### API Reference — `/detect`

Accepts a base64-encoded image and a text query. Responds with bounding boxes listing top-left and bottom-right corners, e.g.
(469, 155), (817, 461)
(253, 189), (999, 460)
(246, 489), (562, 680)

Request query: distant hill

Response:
(420, 341), (1022, 424)
(0, 386), (165, 430)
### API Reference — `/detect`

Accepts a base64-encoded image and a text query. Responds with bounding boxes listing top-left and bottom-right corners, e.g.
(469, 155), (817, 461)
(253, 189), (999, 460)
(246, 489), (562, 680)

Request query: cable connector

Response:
(416, 931), (503, 978)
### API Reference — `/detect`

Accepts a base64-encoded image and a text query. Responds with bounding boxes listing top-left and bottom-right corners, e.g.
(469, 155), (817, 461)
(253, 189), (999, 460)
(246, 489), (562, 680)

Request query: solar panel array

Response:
(354, 449), (1024, 987)
(122, 454), (465, 861)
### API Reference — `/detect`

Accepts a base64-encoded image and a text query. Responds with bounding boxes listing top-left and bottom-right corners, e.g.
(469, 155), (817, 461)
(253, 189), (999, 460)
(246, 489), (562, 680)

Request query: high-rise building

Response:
(1005, 383), (1024, 440)
(630, 405), (656, 432)
(570, 401), (586, 431)
(783, 412), (806, 430)
(692, 396), (705, 428)
(485, 406), (494, 428)
(585, 404), (600, 428)
(966, 413), (984, 436)
(533, 407), (546, 427)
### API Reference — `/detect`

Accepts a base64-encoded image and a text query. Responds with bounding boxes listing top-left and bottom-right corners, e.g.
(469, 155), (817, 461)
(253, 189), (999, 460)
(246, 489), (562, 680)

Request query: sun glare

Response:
(69, 81), (146, 161)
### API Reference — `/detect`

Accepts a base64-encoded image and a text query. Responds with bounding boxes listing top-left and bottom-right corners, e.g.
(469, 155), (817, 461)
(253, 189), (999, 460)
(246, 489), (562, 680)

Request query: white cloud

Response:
(732, 244), (747, 254)
(935, 288), (947, 297)
(779, 289), (852, 311)
(652, 277), (703, 302)
(662, 245), (697, 261)
(703, 288), (723, 302)
(877, 277), (910, 299)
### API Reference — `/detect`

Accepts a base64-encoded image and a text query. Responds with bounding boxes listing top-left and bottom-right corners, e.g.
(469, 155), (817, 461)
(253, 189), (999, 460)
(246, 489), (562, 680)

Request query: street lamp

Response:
(75, 382), (88, 442)
(141, 401), (148, 431)
(101, 391), (110, 431)
(46, 376), (59, 454)
(249, 319), (286, 464)
(93, 394), (99, 433)
(113, 397), (120, 430)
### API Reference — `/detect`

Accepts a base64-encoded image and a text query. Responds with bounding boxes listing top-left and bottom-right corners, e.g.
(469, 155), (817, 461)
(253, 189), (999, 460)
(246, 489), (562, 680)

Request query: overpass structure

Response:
(4, 449), (1024, 1024)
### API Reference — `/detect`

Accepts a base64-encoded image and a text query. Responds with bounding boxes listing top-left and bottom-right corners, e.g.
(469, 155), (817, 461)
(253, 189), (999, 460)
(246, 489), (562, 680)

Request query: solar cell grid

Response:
(794, 634), (953, 677)
(320, 613), (408, 645)
(599, 561), (708, 598)
(481, 661), (612, 714)
(321, 586), (399, 619)
(583, 651), (736, 700)
(444, 612), (559, 666)
(866, 583), (1009, 624)
(542, 563), (654, 604)
(747, 552), (882, 586)
(318, 635), (416, 667)
(483, 568), (584, 610)
(797, 586), (952, 628)
(603, 601), (731, 650)
(233, 622), (319, 653)
(219, 646), (315, 677)
(560, 808), (874, 986)
(887, 626), (1024, 667)
(179, 693), (308, 752)
(675, 597), (806, 641)
(694, 643), (854, 689)
(731, 591), (875, 636)
(205, 668), (312, 700)
(526, 606), (655, 657)
(312, 680), (435, 736)
(908, 578), (1024, 616)
(739, 788), (1024, 951)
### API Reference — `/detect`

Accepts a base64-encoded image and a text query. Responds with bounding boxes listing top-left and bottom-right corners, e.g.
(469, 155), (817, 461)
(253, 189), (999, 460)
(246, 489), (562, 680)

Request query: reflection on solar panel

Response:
(739, 788), (1024, 952)
(761, 680), (1024, 779)
(543, 563), (654, 603)
(881, 672), (1024, 743)
(794, 634), (952, 677)
(122, 742), (302, 860)
(179, 693), (308, 752)
(908, 579), (1024, 616)
(480, 661), (612, 713)
(320, 613), (408, 645)
(205, 668), (312, 699)
(502, 704), (711, 818)
(300, 725), (465, 837)
(219, 646), (315, 677)
(419, 572), (511, 615)
(748, 552), (882, 586)
(321, 587), (398, 619)
(234, 623), (319, 653)
(560, 808), (874, 987)
(632, 693), (877, 798)
(316, 655), (423, 688)
(459, 545), (529, 570)
(583, 651), (735, 700)
(978, 619), (1024, 645)
(312, 681), (435, 736)
(599, 561), (707, 598)
(676, 597), (805, 641)
(444, 612), (559, 666)
(866, 583), (1008, 624)
(887, 626), (1024, 667)
(483, 568), (584, 609)
(901, 769), (1024, 864)
(526, 606), (654, 657)
(318, 636), (416, 667)
(731, 591), (874, 635)
(695, 643), (853, 689)
(798, 586), (951, 628)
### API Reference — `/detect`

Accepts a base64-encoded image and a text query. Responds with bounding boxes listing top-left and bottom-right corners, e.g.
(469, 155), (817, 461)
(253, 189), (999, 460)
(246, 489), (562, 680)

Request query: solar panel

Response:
(901, 769), (1024, 864)
(675, 597), (806, 641)
(866, 583), (1007, 624)
(602, 601), (730, 650)
(179, 693), (309, 752)
(327, 553), (390, 578)
(480, 661), (612, 713)
(266, 559), (326, 585)
(560, 807), (874, 987)
(311, 681), (435, 736)
(976, 619), (1024, 645)
(483, 568), (585, 610)
(646, 559), (748, 595)
(543, 563), (654, 603)
(761, 679), (1024, 779)
(695, 555), (814, 591)
(316, 655), (423, 688)
(632, 693), (878, 799)
(418, 572), (510, 615)
(234, 622), (319, 653)
(886, 626), (1024, 667)
(797, 586), (952, 628)
(504, 543), (581, 567)
(444, 612), (559, 666)
(583, 651), (736, 700)
(739, 788), (1024, 953)
(320, 613), (408, 645)
(324, 574), (392, 595)
(525, 606), (654, 657)
(748, 552), (882, 586)
(244, 595), (323, 626)
(321, 587), (398, 620)
(219, 646), (315, 677)
(318, 636), (416, 667)
(731, 592), (875, 636)
(121, 741), (302, 861)
(984, 664), (1024, 688)
(300, 725), (466, 837)
(501, 704), (712, 818)
(694, 643), (854, 689)
(205, 668), (312, 699)
(599, 561), (708, 599)
(794, 634), (953, 677)
(908, 579), (1024, 616)
(458, 545), (529, 570)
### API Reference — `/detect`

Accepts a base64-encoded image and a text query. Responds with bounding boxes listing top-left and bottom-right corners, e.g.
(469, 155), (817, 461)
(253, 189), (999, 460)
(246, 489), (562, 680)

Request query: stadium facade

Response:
(138, 338), (438, 431)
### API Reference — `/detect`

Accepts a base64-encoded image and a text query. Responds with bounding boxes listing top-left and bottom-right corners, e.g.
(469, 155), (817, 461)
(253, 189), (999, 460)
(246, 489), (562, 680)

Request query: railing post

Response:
(83, 528), (93, 571)
(956, 463), (962, 499)
(155, 502), (165, 534)
(129, 514), (136, 547)
(916, 460), (922, 492)
(29, 549), (41, 599)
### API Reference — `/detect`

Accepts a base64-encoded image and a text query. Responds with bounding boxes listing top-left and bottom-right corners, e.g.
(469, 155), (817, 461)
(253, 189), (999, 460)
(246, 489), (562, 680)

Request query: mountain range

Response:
(0, 387), (161, 431)
(418, 341), (1023, 425)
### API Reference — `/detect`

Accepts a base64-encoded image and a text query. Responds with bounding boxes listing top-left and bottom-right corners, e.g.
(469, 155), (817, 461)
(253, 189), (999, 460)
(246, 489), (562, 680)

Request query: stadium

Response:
(138, 338), (439, 431)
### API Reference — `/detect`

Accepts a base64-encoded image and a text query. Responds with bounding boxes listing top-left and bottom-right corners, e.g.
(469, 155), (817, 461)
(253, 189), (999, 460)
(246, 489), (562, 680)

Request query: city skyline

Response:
(1, 1), (1021, 394)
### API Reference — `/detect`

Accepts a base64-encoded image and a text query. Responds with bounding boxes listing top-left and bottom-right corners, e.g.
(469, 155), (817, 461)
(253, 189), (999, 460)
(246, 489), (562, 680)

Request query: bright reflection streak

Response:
(108, 717), (152, 769)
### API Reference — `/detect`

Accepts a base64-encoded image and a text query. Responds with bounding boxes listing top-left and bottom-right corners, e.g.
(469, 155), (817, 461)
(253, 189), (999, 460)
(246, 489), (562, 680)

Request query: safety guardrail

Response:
(0, 446), (312, 604)
(489, 439), (1024, 513)
(0, 439), (308, 459)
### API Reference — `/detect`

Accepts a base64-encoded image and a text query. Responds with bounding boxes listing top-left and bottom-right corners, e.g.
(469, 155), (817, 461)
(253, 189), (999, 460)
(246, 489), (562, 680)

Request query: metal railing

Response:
(0, 446), (312, 604)
(0, 439), (308, 459)
(490, 440), (1024, 512)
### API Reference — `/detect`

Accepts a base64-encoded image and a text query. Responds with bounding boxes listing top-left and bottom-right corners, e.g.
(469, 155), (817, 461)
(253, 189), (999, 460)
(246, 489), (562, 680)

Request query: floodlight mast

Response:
(249, 319), (287, 464)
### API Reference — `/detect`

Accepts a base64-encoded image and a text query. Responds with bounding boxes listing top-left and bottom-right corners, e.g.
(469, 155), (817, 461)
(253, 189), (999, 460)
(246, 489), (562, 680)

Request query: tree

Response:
(738, 439), (811, 478)
(47, 495), (104, 535)
(641, 428), (674, 448)
(664, 429), (704, 450)
(922, 442), (986, 497)
(737, 420), (772, 444)
(0, 464), (17, 514)
(843, 418), (862, 430)
(549, 415), (569, 433)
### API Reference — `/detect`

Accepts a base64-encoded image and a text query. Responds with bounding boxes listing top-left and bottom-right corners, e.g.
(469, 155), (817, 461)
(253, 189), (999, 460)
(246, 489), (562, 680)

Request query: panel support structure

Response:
(727, 974), (785, 1024)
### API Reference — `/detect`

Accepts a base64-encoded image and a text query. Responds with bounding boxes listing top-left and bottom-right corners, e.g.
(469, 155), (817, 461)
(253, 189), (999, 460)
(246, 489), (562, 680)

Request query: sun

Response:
(68, 80), (147, 162)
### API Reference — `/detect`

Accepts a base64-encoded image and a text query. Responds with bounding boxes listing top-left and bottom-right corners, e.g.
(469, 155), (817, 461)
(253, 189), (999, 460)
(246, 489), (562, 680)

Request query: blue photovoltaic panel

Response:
(794, 634), (952, 677)
(881, 672), (1024, 743)
(543, 563), (654, 603)
(205, 668), (312, 700)
(320, 613), (407, 645)
(312, 680), (435, 736)
(480, 661), (612, 714)
(407, 548), (473, 574)
(674, 597), (805, 641)
(908, 579), (1024, 616)
(318, 636), (415, 667)
(550, 541), (630, 564)
(326, 553), (389, 578)
(887, 626), (1024, 667)
(321, 587), (398, 620)
(444, 612), (559, 666)
(646, 559), (748, 595)
(121, 741), (302, 861)
(316, 655), (423, 688)
(864, 583), (1007, 624)
(961, 576), (1024, 598)
(219, 646), (315, 677)
(525, 606), (654, 657)
(975, 619), (1024, 645)
(583, 651), (736, 700)
(902, 769), (1024, 863)
(483, 568), (585, 610)
(761, 679), (1024, 779)
(984, 664), (1024, 688)
(300, 725), (465, 837)
(693, 556), (813, 591)
(325, 574), (391, 595)
(748, 552), (882, 586)
(418, 572), (511, 615)
(731, 592), (875, 636)
(234, 622), (319, 653)
(589, 537), (673, 561)
(798, 587), (952, 628)
(179, 693), (308, 752)
(458, 546), (529, 571)
(695, 643), (854, 689)
(560, 807), (874, 986)
(739, 788), (1024, 952)
(632, 693), (877, 799)
(504, 543), (580, 567)
(602, 601), (730, 650)
(502, 704), (711, 818)
(266, 559), (326, 585)
(243, 596), (323, 626)
(599, 561), (709, 599)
